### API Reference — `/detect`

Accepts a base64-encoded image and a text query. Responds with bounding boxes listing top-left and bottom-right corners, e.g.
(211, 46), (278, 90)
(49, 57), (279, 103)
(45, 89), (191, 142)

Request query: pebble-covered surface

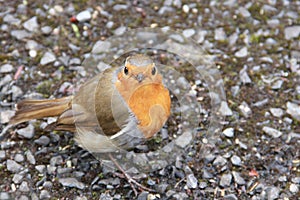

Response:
(1, 0), (300, 199)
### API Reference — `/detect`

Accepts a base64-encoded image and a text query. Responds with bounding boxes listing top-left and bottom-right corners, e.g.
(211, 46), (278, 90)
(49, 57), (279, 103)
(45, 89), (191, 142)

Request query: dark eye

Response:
(151, 67), (156, 75)
(124, 67), (129, 75)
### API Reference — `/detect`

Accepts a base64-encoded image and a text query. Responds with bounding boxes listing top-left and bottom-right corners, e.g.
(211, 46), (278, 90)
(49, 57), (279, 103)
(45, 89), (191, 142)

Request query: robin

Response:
(10, 54), (171, 195)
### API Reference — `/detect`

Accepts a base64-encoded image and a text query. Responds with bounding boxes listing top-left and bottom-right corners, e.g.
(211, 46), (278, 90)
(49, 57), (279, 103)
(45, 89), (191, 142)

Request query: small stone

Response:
(220, 173), (232, 187)
(266, 186), (279, 200)
(59, 178), (85, 189)
(3, 14), (21, 25)
(235, 47), (248, 58)
(0, 192), (11, 200)
(270, 108), (284, 118)
(0, 64), (13, 73)
(76, 10), (91, 22)
(289, 183), (299, 193)
(0, 150), (6, 161)
(219, 101), (233, 116)
(232, 171), (245, 185)
(14, 154), (24, 162)
(11, 85), (23, 100)
(278, 176), (287, 182)
(34, 136), (50, 146)
(35, 165), (46, 173)
(25, 40), (39, 50)
(114, 26), (126, 36)
(26, 150), (36, 165)
(12, 174), (23, 184)
(238, 101), (252, 118)
(238, 7), (251, 18)
(223, 127), (234, 138)
(41, 26), (52, 34)
(40, 51), (56, 65)
(213, 155), (227, 166)
(19, 181), (30, 192)
(286, 101), (300, 121)
(17, 124), (35, 139)
(214, 28), (227, 41)
(92, 41), (111, 54)
(202, 169), (213, 179)
(262, 126), (282, 138)
(182, 4), (189, 13)
(0, 110), (15, 123)
(113, 4), (128, 11)
(11, 30), (32, 40)
(7, 159), (23, 173)
(50, 155), (63, 166)
(239, 65), (252, 84)
(106, 21), (114, 29)
(175, 131), (192, 148)
(284, 26), (300, 40)
(230, 155), (242, 166)
(23, 16), (39, 32)
(224, 194), (238, 200)
(43, 181), (53, 189)
(199, 181), (207, 189)
(186, 174), (198, 189)
(39, 190), (51, 199)
(271, 79), (283, 90)
(253, 98), (269, 107)
(182, 29), (195, 38)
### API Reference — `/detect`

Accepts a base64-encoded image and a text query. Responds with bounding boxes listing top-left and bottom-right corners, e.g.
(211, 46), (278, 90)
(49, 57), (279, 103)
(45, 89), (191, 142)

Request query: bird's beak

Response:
(135, 73), (145, 83)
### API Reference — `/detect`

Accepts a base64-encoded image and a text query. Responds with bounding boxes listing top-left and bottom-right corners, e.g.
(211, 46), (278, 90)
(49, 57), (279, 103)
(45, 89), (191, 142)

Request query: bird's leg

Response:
(108, 153), (155, 196)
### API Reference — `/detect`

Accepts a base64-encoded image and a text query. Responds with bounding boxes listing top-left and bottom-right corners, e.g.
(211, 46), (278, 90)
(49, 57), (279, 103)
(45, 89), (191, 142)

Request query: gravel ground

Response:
(0, 0), (300, 199)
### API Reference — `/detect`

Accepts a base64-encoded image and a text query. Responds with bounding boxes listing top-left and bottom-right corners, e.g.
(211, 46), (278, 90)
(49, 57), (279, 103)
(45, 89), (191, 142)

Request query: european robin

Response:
(10, 54), (171, 151)
(9, 54), (171, 194)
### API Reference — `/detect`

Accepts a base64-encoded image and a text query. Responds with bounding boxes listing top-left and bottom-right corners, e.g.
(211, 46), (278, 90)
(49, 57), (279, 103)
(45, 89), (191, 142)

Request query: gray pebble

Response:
(176, 76), (189, 89)
(213, 155), (227, 166)
(262, 126), (282, 138)
(18, 195), (29, 200)
(3, 14), (21, 25)
(0, 110), (15, 124)
(0, 150), (6, 161)
(173, 192), (188, 199)
(238, 7), (251, 18)
(106, 21), (114, 29)
(235, 47), (248, 58)
(19, 181), (30, 192)
(230, 155), (242, 166)
(40, 51), (56, 65)
(17, 124), (35, 139)
(220, 173), (232, 187)
(14, 153), (25, 162)
(169, 34), (184, 43)
(114, 26), (126, 36)
(59, 178), (85, 189)
(76, 10), (91, 22)
(270, 108), (284, 118)
(12, 174), (23, 184)
(156, 183), (168, 193)
(219, 101), (233, 116)
(47, 166), (57, 175)
(0, 74), (12, 88)
(11, 30), (32, 40)
(25, 40), (39, 50)
(253, 98), (269, 107)
(271, 79), (283, 90)
(291, 177), (300, 184)
(265, 186), (279, 200)
(39, 190), (51, 199)
(35, 165), (46, 173)
(224, 194), (238, 200)
(50, 155), (63, 166)
(232, 171), (245, 185)
(278, 175), (287, 182)
(74, 196), (88, 200)
(284, 26), (300, 40)
(43, 181), (53, 189)
(0, 192), (11, 200)
(26, 150), (36, 165)
(289, 183), (299, 193)
(7, 159), (23, 173)
(186, 174), (198, 189)
(238, 101), (252, 118)
(175, 131), (192, 148)
(286, 101), (300, 121)
(214, 27), (226, 41)
(113, 4), (128, 11)
(202, 169), (213, 179)
(34, 136), (50, 146)
(0, 64), (13, 73)
(199, 181), (207, 189)
(92, 41), (111, 54)
(182, 29), (195, 38)
(223, 127), (234, 138)
(239, 65), (252, 84)
(11, 85), (23, 100)
(41, 26), (52, 34)
(23, 16), (39, 32)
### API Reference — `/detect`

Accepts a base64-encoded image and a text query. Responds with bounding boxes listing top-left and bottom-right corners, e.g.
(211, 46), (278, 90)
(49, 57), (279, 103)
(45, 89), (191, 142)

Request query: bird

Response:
(9, 54), (171, 195)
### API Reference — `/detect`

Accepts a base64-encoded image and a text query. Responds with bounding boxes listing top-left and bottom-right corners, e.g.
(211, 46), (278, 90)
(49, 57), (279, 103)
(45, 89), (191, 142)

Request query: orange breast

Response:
(128, 84), (170, 127)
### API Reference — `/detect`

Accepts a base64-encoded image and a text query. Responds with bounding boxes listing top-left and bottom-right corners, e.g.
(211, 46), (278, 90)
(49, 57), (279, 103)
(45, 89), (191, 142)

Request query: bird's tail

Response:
(9, 97), (72, 125)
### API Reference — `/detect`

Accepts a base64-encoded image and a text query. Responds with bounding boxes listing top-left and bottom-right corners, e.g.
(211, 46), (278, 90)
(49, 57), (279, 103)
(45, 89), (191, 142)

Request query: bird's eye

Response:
(151, 67), (156, 75)
(124, 67), (129, 75)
